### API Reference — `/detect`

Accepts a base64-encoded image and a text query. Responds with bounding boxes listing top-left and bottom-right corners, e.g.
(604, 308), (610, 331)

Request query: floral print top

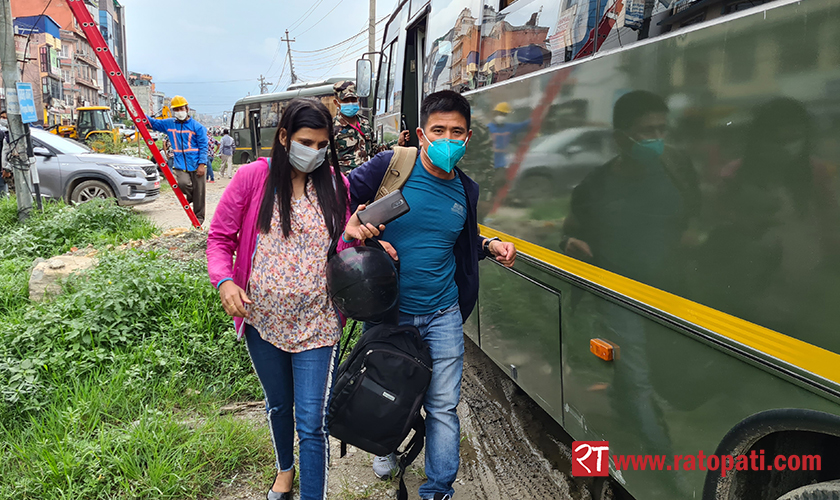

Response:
(247, 179), (340, 352)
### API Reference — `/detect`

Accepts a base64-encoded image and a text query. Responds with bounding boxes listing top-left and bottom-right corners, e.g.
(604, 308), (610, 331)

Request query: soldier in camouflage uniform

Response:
(332, 80), (408, 172)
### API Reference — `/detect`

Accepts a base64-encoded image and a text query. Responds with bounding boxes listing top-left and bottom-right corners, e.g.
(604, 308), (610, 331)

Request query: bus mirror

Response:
(356, 59), (372, 98)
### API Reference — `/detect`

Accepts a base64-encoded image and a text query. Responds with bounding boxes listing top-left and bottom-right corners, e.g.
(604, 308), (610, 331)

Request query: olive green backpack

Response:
(373, 146), (417, 201)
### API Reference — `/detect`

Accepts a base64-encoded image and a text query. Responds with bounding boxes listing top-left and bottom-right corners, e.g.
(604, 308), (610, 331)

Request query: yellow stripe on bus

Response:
(479, 225), (840, 386)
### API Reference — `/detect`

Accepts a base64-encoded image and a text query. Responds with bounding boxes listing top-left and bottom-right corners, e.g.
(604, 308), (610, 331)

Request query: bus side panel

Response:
(454, 0), (840, 498)
(463, 295), (479, 345)
(561, 270), (840, 499)
(477, 260), (562, 421)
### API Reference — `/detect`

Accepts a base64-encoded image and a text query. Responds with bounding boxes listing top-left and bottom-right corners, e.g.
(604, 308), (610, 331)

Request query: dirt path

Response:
(133, 174), (231, 229)
(134, 182), (594, 500)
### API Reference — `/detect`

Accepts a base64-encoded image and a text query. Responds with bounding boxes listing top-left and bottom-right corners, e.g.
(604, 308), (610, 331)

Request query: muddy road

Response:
(134, 179), (602, 500)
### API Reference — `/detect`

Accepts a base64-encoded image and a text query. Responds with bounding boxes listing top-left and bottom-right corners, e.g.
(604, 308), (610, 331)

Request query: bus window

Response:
(410, 0), (429, 18)
(424, 0), (482, 94)
(389, 6), (410, 114)
(232, 110), (245, 130)
(376, 43), (393, 113)
(260, 102), (280, 128)
(478, 0), (559, 86)
(387, 41), (399, 112)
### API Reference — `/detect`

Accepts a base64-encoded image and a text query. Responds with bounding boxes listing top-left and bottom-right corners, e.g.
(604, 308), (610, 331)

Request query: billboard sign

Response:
(16, 82), (38, 124)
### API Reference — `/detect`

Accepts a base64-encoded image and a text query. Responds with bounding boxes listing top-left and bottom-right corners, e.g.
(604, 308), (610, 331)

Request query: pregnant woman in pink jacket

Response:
(207, 99), (389, 500)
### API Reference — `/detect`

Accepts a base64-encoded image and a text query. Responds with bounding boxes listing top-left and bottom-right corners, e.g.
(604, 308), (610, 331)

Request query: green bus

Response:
(363, 0), (840, 498)
(228, 78), (349, 164)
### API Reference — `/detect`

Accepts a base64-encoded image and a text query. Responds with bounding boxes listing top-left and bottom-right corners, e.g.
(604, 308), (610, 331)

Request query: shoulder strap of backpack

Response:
(374, 146), (417, 201)
(396, 418), (426, 500)
(338, 319), (360, 362)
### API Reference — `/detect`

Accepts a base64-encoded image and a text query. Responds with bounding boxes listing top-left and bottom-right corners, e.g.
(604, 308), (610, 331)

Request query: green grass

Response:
(0, 197), (156, 260)
(0, 198), (271, 499)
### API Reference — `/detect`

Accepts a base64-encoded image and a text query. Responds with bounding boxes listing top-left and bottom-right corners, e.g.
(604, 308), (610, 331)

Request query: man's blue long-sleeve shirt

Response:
(147, 117), (208, 171)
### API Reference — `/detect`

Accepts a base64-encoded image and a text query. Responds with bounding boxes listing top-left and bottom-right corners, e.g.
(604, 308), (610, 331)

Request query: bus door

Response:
(401, 18), (426, 148)
(249, 109), (261, 159)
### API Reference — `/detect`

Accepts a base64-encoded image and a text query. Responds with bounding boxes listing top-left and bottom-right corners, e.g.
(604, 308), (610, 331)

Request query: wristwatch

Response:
(483, 237), (501, 257)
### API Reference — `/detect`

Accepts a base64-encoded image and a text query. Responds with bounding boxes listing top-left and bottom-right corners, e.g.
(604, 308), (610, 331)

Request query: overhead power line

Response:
(295, 0), (348, 37)
(293, 26), (383, 68)
(263, 39), (284, 77)
(289, 0), (327, 33)
(292, 16), (387, 54)
(287, 0), (326, 32)
(318, 19), (369, 80)
(269, 56), (290, 93)
(156, 78), (253, 84)
(292, 24), (384, 62)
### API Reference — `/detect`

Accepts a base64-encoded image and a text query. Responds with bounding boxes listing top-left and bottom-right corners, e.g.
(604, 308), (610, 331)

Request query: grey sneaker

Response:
(372, 453), (398, 479)
(423, 494), (452, 500)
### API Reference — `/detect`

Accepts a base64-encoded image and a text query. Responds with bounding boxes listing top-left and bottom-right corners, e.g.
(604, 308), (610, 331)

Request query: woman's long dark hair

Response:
(257, 98), (348, 241)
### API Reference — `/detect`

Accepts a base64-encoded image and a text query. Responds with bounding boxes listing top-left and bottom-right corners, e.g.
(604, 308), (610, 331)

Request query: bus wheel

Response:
(777, 480), (840, 500)
(239, 153), (250, 165)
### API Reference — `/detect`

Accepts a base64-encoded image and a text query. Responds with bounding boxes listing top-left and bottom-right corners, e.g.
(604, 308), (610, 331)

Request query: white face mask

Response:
(782, 140), (805, 158)
(173, 110), (188, 121)
(288, 140), (327, 173)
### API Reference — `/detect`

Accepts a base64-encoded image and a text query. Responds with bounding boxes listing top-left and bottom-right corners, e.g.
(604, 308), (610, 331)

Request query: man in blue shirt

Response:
(344, 91), (517, 500)
(148, 95), (209, 224)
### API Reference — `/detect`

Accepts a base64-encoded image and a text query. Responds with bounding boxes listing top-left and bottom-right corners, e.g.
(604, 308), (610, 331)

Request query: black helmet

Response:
(326, 242), (398, 322)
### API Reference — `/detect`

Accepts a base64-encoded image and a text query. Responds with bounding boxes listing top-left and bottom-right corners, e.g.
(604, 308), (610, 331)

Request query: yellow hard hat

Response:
(494, 102), (512, 114)
(170, 96), (188, 109)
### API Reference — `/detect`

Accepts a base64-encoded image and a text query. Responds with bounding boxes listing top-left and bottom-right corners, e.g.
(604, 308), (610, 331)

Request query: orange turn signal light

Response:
(590, 338), (619, 361)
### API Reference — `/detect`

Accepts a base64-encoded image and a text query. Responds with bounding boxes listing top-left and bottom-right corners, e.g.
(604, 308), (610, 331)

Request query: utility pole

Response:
(258, 74), (273, 94)
(282, 29), (298, 85)
(1, 0), (33, 220)
(369, 0), (376, 70)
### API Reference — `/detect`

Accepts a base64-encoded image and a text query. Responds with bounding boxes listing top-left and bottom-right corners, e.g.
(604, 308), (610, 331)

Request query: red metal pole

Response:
(65, 0), (202, 228)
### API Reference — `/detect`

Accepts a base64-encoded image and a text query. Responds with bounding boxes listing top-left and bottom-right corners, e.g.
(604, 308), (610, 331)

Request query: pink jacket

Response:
(207, 158), (358, 337)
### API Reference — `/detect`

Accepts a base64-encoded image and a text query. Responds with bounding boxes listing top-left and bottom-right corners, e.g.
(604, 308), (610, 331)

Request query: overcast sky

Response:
(119, 0), (397, 115)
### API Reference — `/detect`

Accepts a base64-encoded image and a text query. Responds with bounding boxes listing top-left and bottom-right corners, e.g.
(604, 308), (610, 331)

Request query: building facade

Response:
(12, 15), (65, 126)
(129, 72), (155, 116)
(10, 0), (129, 125)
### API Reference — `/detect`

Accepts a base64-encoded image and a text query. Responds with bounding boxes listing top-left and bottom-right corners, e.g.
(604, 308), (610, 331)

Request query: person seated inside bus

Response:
(560, 90), (700, 296)
(332, 80), (409, 172)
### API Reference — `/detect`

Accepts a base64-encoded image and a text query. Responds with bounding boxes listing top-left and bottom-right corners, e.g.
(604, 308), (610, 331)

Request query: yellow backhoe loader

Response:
(49, 106), (119, 151)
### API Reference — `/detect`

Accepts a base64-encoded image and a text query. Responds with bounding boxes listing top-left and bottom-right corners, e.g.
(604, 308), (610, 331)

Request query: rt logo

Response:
(572, 441), (610, 477)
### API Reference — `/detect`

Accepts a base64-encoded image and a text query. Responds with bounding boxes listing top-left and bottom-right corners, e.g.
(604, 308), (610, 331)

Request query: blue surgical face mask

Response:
(340, 103), (360, 117)
(630, 138), (665, 163)
(420, 130), (468, 173)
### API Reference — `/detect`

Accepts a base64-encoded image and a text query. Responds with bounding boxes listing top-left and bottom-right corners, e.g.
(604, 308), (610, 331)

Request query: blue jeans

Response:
(368, 303), (464, 498)
(244, 324), (338, 500)
(206, 160), (215, 180)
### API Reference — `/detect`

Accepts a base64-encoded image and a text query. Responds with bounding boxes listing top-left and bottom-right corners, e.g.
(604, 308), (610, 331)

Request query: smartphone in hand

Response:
(358, 190), (410, 227)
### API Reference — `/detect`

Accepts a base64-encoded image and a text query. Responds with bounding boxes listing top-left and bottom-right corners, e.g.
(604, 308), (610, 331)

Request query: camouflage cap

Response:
(333, 80), (357, 101)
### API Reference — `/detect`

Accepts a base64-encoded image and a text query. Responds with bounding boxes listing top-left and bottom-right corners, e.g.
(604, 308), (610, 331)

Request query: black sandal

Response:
(266, 467), (295, 500)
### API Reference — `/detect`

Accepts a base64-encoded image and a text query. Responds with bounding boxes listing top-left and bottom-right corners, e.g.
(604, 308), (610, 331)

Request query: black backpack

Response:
(328, 322), (432, 500)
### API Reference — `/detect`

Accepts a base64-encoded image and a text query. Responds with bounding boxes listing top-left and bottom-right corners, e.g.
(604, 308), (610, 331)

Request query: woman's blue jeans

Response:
(244, 324), (338, 500)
